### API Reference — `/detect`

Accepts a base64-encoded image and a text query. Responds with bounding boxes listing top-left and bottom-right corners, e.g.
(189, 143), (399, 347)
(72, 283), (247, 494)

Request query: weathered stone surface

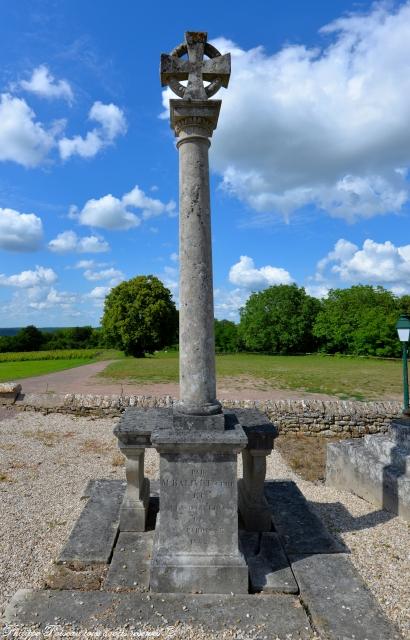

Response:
(234, 407), (278, 449)
(0, 381), (21, 403)
(105, 531), (154, 590)
(326, 434), (410, 522)
(150, 417), (248, 594)
(44, 562), (106, 590)
(4, 589), (312, 637)
(265, 480), (345, 554)
(291, 553), (403, 640)
(114, 407), (172, 446)
(238, 450), (273, 531)
(58, 479), (125, 565)
(240, 531), (298, 594)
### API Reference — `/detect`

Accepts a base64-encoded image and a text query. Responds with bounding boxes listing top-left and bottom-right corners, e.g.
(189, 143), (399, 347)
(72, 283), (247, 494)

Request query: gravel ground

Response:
(0, 409), (408, 639)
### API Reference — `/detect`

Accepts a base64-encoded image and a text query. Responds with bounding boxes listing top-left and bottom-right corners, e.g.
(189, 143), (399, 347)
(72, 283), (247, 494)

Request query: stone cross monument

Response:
(149, 32), (249, 594)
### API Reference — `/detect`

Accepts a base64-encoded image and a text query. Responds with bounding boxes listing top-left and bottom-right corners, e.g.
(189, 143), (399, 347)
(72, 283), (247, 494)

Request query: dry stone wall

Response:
(1, 392), (402, 437)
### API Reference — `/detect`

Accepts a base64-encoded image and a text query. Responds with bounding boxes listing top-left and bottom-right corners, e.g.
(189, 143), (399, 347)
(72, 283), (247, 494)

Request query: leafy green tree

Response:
(399, 295), (410, 317)
(101, 275), (178, 357)
(214, 319), (241, 353)
(239, 284), (321, 354)
(13, 325), (45, 352)
(313, 285), (400, 357)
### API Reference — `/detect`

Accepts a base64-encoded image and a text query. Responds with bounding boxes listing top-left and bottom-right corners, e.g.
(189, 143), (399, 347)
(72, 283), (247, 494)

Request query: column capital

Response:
(170, 99), (221, 138)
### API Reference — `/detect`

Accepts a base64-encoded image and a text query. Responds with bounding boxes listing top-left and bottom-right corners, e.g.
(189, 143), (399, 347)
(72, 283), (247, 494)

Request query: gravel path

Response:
(15, 361), (340, 402)
(0, 410), (408, 639)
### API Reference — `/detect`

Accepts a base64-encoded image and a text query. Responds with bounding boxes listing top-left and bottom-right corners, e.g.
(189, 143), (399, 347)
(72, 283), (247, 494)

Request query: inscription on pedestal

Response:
(159, 454), (238, 554)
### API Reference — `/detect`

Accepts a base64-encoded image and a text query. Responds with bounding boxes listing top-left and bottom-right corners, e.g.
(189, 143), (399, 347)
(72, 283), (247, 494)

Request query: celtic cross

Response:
(160, 31), (230, 101)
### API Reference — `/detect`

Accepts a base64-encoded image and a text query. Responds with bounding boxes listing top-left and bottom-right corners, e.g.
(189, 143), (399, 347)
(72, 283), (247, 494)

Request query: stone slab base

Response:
(291, 553), (402, 640)
(4, 589), (312, 638)
(240, 531), (298, 594)
(105, 531), (153, 590)
(326, 439), (410, 521)
(265, 480), (346, 553)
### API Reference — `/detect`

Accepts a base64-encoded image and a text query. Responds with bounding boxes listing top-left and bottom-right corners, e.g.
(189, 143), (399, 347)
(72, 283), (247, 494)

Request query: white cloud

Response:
(28, 287), (77, 310)
(73, 185), (175, 230)
(83, 267), (124, 286)
(59, 101), (126, 160)
(48, 230), (109, 253)
(229, 255), (293, 289)
(0, 93), (56, 167)
(19, 65), (73, 103)
(169, 3), (410, 221)
(0, 207), (43, 251)
(0, 265), (57, 288)
(123, 185), (176, 219)
(87, 285), (111, 300)
(214, 287), (249, 321)
(315, 238), (410, 294)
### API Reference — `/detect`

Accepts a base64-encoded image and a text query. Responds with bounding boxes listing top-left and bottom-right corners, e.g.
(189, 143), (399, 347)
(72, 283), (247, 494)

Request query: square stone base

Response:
(120, 477), (150, 532)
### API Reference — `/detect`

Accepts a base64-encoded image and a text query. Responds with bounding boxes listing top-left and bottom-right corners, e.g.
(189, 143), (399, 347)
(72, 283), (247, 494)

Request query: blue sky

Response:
(1, 0), (410, 327)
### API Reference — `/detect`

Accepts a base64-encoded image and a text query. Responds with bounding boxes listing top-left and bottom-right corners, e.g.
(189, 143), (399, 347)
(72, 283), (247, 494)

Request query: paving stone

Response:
(58, 479), (125, 565)
(4, 589), (312, 637)
(290, 553), (403, 640)
(105, 531), (154, 590)
(247, 532), (298, 594)
(265, 480), (345, 554)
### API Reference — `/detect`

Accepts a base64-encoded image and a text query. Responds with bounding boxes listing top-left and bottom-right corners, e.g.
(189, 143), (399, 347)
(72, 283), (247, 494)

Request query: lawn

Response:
(0, 349), (123, 383)
(99, 351), (403, 401)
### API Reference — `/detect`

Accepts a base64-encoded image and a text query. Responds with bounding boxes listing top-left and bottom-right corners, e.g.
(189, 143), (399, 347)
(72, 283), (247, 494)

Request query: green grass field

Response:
(0, 349), (123, 383)
(99, 351), (403, 401)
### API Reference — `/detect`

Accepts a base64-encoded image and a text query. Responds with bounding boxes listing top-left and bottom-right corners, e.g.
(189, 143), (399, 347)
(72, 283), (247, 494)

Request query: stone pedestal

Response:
(150, 412), (248, 594)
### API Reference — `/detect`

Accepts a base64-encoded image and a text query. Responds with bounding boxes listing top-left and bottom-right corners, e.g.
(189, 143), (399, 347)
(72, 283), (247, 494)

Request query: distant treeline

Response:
(0, 325), (103, 353)
(2, 284), (410, 358)
(214, 284), (410, 358)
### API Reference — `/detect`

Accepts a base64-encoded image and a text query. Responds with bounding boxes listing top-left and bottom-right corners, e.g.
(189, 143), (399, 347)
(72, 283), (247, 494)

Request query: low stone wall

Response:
(1, 392), (402, 437)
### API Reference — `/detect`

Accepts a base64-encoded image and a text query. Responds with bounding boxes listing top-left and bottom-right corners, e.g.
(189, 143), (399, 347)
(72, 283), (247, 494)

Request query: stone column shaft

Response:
(171, 99), (222, 416)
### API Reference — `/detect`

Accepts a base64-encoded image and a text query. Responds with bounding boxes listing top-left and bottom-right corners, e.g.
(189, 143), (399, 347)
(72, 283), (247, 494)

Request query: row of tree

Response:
(1, 276), (409, 358)
(216, 284), (410, 358)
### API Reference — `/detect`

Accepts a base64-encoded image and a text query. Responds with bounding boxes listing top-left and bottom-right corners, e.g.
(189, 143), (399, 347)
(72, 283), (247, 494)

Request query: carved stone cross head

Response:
(161, 31), (230, 101)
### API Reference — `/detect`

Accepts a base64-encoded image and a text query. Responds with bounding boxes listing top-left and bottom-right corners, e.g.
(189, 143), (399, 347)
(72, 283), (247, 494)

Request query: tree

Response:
(238, 284), (321, 354)
(312, 285), (400, 357)
(214, 319), (241, 353)
(13, 325), (45, 352)
(101, 275), (178, 357)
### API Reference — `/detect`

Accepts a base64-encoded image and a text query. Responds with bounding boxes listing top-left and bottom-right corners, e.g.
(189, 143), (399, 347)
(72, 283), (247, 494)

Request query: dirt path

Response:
(14, 359), (342, 401)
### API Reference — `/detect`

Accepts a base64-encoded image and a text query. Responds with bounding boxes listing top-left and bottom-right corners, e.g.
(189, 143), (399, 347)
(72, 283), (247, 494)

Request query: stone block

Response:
(4, 589), (312, 637)
(0, 382), (21, 403)
(150, 413), (248, 594)
(265, 480), (345, 554)
(326, 438), (410, 522)
(105, 531), (154, 590)
(58, 479), (124, 565)
(290, 553), (402, 640)
(240, 531), (298, 594)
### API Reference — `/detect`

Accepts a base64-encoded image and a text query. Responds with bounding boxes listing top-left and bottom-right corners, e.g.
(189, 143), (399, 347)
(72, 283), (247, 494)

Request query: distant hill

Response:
(0, 327), (68, 336)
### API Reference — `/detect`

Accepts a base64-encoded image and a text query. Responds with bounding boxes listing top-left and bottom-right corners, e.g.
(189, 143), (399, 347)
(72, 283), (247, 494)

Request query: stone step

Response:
(4, 589), (312, 638)
(364, 435), (410, 473)
(240, 531), (298, 594)
(390, 419), (410, 449)
(58, 479), (125, 565)
(290, 553), (403, 640)
(265, 480), (345, 554)
(105, 531), (154, 590)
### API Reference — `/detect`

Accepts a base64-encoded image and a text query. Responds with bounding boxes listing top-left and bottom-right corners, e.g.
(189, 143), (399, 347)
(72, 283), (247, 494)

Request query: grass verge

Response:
(98, 351), (402, 401)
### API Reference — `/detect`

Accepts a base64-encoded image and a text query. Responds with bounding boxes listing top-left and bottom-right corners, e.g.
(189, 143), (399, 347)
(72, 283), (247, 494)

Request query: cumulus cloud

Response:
(170, 4), (410, 221)
(87, 285), (111, 300)
(0, 93), (56, 167)
(213, 287), (249, 321)
(229, 255), (293, 289)
(48, 230), (109, 253)
(0, 265), (57, 288)
(315, 238), (410, 294)
(0, 208), (43, 251)
(59, 101), (127, 160)
(83, 267), (124, 286)
(72, 185), (175, 230)
(28, 287), (77, 311)
(19, 65), (73, 103)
